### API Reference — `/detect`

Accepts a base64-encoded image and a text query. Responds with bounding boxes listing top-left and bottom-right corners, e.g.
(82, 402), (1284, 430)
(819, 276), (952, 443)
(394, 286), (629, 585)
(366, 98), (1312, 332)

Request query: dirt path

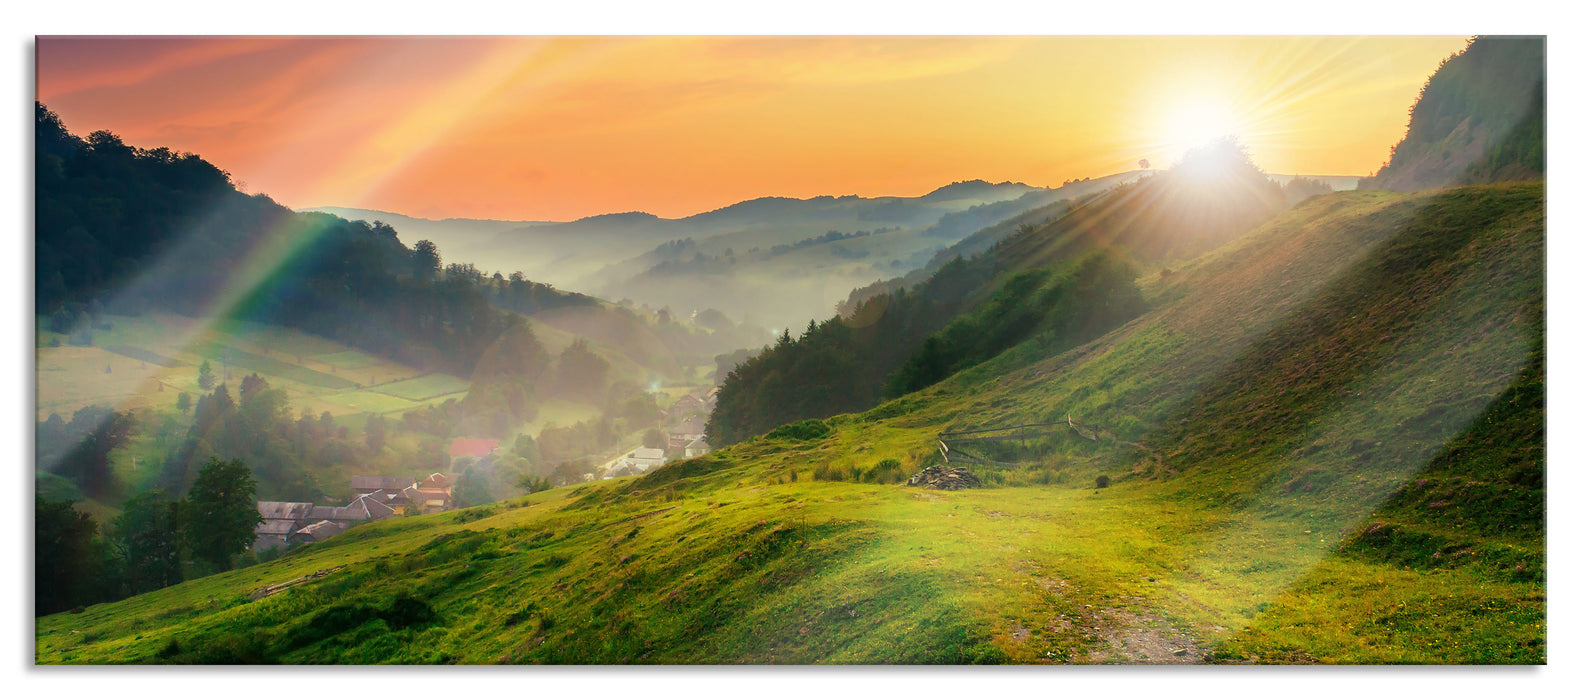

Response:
(1079, 603), (1210, 664)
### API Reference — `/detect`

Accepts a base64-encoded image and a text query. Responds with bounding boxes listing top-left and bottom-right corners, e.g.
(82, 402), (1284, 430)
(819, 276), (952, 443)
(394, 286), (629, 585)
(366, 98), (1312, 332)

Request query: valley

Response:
(31, 34), (1545, 667)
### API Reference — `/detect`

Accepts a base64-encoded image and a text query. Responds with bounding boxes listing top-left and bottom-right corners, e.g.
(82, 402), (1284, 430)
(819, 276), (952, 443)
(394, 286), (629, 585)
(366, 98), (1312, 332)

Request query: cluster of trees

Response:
(36, 458), (260, 615)
(535, 381), (661, 468)
(885, 252), (1145, 397)
(36, 102), (518, 378)
(1280, 176), (1336, 205)
(708, 249), (1147, 445)
(646, 251), (736, 277)
(481, 269), (602, 318)
(36, 406), (137, 502)
(711, 139), (1315, 447)
(707, 255), (998, 444)
(151, 375), (354, 502)
(767, 228), (891, 256)
(456, 324), (618, 440)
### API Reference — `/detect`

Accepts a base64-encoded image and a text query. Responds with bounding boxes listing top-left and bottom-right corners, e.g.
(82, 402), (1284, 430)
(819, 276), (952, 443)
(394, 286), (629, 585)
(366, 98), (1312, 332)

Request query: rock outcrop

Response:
(906, 465), (982, 490)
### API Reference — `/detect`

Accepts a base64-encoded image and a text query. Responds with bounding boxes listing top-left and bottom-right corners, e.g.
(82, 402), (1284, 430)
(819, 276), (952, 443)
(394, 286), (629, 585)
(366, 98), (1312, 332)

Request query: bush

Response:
(765, 419), (833, 442)
(1095, 475), (1111, 489)
(862, 459), (908, 484)
(383, 593), (437, 630)
(812, 463), (841, 481)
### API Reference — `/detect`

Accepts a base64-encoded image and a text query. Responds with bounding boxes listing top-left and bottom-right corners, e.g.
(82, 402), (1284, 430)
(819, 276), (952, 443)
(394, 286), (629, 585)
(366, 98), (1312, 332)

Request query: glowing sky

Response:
(36, 36), (1468, 221)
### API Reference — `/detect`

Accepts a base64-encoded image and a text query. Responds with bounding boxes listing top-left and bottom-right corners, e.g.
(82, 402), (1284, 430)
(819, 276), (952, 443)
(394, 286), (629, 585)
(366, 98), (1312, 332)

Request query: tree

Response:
(512, 433), (541, 468)
(550, 459), (590, 486)
(412, 240), (441, 282)
(365, 413), (386, 452)
(114, 490), (183, 594)
(453, 466), (495, 509)
(181, 457), (261, 572)
(176, 392), (192, 415)
(197, 360), (215, 391)
(553, 338), (610, 399)
(239, 372), (267, 399)
(643, 427), (666, 449)
(54, 409), (134, 500)
(517, 474), (552, 494)
(36, 497), (119, 615)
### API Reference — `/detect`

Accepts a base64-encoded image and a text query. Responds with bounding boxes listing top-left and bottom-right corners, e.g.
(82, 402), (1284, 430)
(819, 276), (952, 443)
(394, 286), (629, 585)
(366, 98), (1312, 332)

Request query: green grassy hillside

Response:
(37, 183), (1543, 664)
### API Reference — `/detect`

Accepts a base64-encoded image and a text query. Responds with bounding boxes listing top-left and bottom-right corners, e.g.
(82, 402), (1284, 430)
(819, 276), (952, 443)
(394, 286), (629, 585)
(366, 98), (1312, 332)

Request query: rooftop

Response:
(448, 437), (499, 458)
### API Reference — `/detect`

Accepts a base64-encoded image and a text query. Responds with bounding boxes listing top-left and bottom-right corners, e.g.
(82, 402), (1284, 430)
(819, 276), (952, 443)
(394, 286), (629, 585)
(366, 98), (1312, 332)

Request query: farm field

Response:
(35, 313), (470, 422)
(519, 398), (605, 435)
(373, 374), (471, 402)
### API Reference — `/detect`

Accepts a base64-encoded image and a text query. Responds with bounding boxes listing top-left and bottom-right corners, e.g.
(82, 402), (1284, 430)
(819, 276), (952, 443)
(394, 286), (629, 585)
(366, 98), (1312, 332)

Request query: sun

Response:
(1160, 97), (1243, 155)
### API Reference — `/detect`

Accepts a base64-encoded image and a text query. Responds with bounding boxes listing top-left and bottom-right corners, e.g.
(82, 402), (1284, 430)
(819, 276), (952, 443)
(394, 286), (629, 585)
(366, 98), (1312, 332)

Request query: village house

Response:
(667, 416), (707, 451)
(410, 472), (457, 514)
(684, 436), (711, 458)
(350, 475), (415, 496)
(668, 394), (706, 420)
(290, 519), (346, 546)
(253, 473), (460, 551)
(253, 501), (315, 552)
(348, 473), (456, 514)
(342, 492), (401, 521)
(447, 437), (499, 467)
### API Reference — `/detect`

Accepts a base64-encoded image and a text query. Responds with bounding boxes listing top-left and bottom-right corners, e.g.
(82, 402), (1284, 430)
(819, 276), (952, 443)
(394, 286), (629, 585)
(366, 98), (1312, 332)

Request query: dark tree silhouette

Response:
(114, 490), (183, 594)
(180, 457), (261, 572)
(53, 410), (135, 500)
(412, 239), (441, 281)
(35, 497), (118, 615)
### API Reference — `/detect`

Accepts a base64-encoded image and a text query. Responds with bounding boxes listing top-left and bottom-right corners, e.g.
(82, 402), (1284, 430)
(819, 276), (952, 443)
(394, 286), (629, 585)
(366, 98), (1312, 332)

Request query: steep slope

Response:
(1360, 36), (1544, 191)
(993, 140), (1287, 272)
(38, 181), (1543, 664)
(708, 144), (1296, 446)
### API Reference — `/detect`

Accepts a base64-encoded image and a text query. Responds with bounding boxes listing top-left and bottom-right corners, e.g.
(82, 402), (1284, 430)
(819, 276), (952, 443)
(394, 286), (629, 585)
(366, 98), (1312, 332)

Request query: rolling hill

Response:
(308, 180), (1045, 288)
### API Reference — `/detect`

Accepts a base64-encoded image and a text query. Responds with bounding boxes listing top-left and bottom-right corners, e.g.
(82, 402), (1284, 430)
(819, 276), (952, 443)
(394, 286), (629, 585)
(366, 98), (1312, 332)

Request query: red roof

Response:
(447, 437), (499, 458)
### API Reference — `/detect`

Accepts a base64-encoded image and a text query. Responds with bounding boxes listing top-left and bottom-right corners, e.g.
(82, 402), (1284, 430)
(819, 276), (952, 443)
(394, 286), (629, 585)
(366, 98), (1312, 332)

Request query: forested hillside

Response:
(36, 103), (511, 376)
(708, 142), (1304, 446)
(1360, 36), (1544, 190)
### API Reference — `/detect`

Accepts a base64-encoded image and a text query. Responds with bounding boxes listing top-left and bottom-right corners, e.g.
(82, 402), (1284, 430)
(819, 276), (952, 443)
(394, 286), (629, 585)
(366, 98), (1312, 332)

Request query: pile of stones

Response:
(906, 465), (982, 490)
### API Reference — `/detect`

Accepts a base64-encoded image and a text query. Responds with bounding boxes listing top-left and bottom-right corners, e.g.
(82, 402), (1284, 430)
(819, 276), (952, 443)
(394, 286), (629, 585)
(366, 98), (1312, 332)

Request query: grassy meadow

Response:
(36, 313), (470, 422)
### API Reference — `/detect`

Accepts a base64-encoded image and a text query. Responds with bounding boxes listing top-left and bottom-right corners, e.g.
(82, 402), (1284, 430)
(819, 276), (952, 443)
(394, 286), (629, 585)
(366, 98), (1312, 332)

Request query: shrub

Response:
(382, 593), (437, 630)
(863, 459), (909, 484)
(765, 419), (833, 442)
(1095, 475), (1111, 489)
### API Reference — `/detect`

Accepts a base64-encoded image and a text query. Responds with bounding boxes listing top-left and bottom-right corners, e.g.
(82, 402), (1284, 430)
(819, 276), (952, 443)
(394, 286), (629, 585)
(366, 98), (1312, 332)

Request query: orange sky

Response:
(36, 36), (1468, 221)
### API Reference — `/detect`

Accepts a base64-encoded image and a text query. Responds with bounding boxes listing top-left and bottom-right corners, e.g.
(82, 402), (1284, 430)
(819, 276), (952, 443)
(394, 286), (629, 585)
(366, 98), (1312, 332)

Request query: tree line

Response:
(706, 248), (1147, 445)
(37, 457), (260, 616)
